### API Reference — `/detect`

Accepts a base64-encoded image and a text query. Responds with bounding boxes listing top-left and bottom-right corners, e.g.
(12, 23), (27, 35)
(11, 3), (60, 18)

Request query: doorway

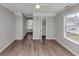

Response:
(24, 18), (33, 40)
(33, 16), (46, 43)
(42, 17), (46, 44)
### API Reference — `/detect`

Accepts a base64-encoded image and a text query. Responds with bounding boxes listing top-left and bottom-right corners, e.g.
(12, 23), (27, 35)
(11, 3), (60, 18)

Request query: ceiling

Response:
(0, 3), (76, 17)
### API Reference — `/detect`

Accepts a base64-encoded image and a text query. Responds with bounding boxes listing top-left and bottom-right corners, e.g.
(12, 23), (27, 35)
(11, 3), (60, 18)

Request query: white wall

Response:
(0, 6), (16, 52)
(25, 19), (28, 33)
(33, 16), (42, 39)
(55, 4), (79, 55)
(16, 14), (23, 39)
(16, 13), (27, 40)
(22, 15), (27, 37)
(46, 16), (55, 39)
(33, 14), (55, 40)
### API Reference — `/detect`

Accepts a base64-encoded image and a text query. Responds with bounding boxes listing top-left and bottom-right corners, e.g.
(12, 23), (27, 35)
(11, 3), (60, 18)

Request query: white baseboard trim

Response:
(33, 38), (56, 40)
(56, 40), (78, 56)
(33, 38), (40, 40)
(46, 38), (56, 40)
(0, 39), (15, 53)
(16, 39), (22, 40)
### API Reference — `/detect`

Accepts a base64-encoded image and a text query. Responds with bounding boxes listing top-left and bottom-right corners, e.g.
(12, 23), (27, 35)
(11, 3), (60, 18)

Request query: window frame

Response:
(63, 12), (79, 45)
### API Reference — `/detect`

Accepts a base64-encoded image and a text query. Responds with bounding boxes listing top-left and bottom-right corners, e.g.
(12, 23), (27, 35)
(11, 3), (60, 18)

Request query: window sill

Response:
(64, 37), (79, 45)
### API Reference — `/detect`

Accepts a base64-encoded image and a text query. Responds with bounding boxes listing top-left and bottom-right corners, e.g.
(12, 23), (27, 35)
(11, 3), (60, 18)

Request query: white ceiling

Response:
(0, 3), (76, 17)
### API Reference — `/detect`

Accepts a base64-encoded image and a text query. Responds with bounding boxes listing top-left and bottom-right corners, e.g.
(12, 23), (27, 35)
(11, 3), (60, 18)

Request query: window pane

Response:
(28, 20), (33, 29)
(64, 13), (79, 43)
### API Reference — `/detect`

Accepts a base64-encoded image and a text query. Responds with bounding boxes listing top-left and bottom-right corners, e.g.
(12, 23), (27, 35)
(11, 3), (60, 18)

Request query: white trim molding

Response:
(56, 40), (78, 56)
(0, 40), (15, 53)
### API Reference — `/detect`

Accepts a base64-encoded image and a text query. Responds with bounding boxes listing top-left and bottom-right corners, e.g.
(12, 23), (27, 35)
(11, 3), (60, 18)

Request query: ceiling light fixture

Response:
(35, 4), (40, 9)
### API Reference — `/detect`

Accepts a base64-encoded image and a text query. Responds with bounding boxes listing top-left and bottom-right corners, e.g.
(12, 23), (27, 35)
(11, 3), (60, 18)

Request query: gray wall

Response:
(46, 16), (55, 39)
(25, 19), (28, 33)
(0, 6), (16, 52)
(55, 4), (79, 55)
(16, 14), (23, 39)
(16, 13), (27, 40)
(33, 15), (55, 40)
(22, 15), (27, 37)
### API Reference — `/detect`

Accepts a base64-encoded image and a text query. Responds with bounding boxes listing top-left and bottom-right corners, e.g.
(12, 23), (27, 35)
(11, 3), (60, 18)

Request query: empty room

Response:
(0, 3), (79, 56)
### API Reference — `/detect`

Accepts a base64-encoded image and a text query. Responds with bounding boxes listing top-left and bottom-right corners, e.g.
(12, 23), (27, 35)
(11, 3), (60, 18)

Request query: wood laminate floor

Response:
(0, 34), (74, 56)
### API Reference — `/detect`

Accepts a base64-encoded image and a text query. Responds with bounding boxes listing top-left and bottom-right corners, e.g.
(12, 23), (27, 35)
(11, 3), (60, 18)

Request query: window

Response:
(28, 20), (33, 29)
(64, 12), (79, 43)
